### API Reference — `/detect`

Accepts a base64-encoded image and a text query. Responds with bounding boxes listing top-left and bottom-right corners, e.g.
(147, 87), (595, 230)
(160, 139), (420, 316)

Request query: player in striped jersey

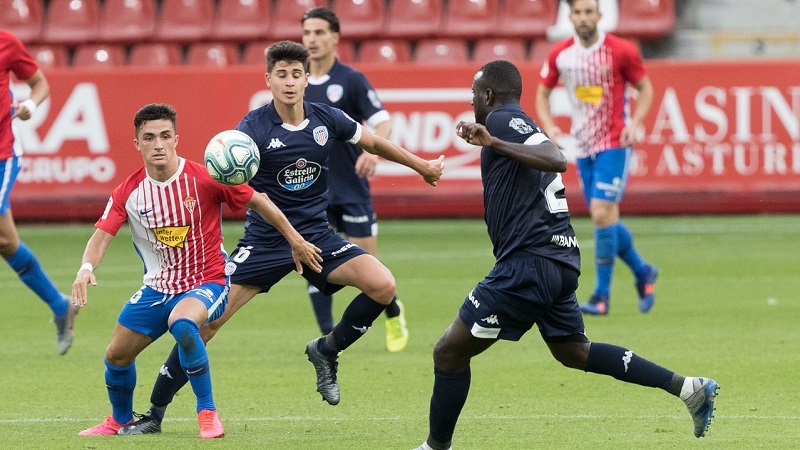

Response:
(535, 0), (659, 316)
(1, 30), (78, 354)
(415, 60), (718, 450)
(72, 104), (322, 439)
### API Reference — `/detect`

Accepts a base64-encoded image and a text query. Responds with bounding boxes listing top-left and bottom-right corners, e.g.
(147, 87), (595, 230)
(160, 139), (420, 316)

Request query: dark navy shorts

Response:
(226, 227), (368, 295)
(327, 203), (377, 238)
(458, 254), (586, 342)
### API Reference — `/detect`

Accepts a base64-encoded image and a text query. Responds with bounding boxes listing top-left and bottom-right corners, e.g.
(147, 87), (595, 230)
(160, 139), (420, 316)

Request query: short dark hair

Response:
(133, 103), (176, 137)
(475, 60), (522, 103)
(564, 0), (599, 8)
(301, 7), (340, 33)
(266, 40), (310, 72)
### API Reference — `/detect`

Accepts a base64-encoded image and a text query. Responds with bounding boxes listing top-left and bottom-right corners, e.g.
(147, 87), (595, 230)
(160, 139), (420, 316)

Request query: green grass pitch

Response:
(1, 215), (799, 449)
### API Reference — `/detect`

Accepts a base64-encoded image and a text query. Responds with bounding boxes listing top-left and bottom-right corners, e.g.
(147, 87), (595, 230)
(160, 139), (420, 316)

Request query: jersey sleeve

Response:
(620, 40), (646, 85)
(539, 41), (566, 89)
(94, 185), (129, 236)
(4, 32), (39, 81)
(216, 182), (255, 212)
(349, 71), (390, 129)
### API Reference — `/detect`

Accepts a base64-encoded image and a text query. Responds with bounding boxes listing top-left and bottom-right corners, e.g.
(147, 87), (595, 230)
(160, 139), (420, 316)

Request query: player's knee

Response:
(365, 275), (395, 304)
(104, 347), (134, 367)
(0, 235), (18, 257)
(432, 337), (468, 372)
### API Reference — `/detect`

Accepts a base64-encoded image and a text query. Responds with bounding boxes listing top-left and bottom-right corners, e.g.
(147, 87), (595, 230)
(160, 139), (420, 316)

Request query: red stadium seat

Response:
(242, 41), (276, 65)
(529, 38), (555, 64)
(42, 0), (99, 45)
(211, 0), (272, 42)
(269, 0), (328, 41)
(413, 38), (469, 64)
(25, 44), (69, 69)
(616, 0), (675, 39)
(72, 44), (126, 69)
(97, 0), (156, 43)
(129, 43), (183, 67)
(442, 0), (499, 39)
(385, 0), (443, 39)
(154, 0), (214, 42)
(330, 0), (386, 40)
(1, 0), (44, 43)
(496, 0), (558, 38)
(357, 40), (410, 64)
(186, 42), (239, 67)
(335, 40), (356, 64)
(472, 38), (528, 63)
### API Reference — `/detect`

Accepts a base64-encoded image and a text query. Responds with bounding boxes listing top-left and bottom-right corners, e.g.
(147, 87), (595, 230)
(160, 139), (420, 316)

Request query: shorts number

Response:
(544, 174), (569, 213)
(231, 246), (253, 263)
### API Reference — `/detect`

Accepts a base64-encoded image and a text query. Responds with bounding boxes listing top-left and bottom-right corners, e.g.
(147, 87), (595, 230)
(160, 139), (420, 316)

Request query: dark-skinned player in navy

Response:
(414, 60), (717, 450)
(118, 40), (444, 435)
(302, 7), (409, 352)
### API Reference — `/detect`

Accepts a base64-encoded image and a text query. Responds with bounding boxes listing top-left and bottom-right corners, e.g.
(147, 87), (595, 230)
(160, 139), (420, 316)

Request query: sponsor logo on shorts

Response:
(481, 314), (499, 325)
(331, 242), (356, 256)
(342, 214), (370, 224)
(550, 234), (579, 248)
(468, 290), (480, 308)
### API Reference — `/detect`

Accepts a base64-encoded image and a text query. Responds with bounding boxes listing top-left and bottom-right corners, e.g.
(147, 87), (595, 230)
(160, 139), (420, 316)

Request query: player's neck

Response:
(578, 32), (600, 48)
(309, 54), (335, 78)
(274, 100), (306, 126)
(146, 157), (180, 182)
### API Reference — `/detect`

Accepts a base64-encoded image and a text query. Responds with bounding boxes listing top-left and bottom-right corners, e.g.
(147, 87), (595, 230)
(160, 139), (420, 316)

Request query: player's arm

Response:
(245, 191), (323, 273)
(355, 127), (444, 187)
(456, 121), (566, 173)
(534, 84), (565, 148)
(72, 228), (114, 307)
(12, 69), (50, 121)
(620, 75), (654, 147)
(354, 119), (390, 178)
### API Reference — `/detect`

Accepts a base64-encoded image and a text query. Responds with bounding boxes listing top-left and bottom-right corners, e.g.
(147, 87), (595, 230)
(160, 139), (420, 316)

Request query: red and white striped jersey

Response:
(540, 32), (645, 157)
(96, 158), (254, 294)
(1, 31), (39, 160)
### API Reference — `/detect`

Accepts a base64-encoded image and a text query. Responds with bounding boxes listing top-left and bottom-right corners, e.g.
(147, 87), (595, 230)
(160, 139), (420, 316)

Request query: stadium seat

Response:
(154, 0), (214, 42)
(41, 0), (99, 45)
(335, 40), (356, 64)
(25, 44), (69, 69)
(211, 0), (272, 42)
(186, 42), (239, 67)
(616, 0), (675, 39)
(385, 0), (443, 39)
(472, 38), (528, 63)
(496, 0), (558, 38)
(242, 41), (276, 65)
(330, 0), (386, 40)
(1, 0), (44, 43)
(547, 0), (618, 41)
(269, 0), (329, 41)
(413, 38), (469, 64)
(529, 38), (555, 63)
(129, 43), (183, 67)
(357, 40), (410, 64)
(72, 44), (126, 69)
(442, 0), (499, 39)
(97, 0), (156, 43)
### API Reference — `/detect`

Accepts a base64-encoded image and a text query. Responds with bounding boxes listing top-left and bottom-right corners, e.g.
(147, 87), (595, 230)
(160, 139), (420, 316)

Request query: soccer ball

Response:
(204, 130), (260, 186)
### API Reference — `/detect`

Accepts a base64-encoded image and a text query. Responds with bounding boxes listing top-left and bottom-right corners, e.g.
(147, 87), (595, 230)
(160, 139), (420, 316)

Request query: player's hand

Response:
(354, 152), (378, 178)
(456, 121), (494, 147)
(422, 155), (445, 187)
(290, 239), (323, 274)
(620, 125), (637, 147)
(11, 100), (34, 121)
(71, 270), (97, 308)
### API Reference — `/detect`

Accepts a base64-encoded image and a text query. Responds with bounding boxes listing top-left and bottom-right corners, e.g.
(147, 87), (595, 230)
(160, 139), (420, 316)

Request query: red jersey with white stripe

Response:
(1, 31), (39, 160)
(540, 32), (645, 157)
(95, 158), (254, 294)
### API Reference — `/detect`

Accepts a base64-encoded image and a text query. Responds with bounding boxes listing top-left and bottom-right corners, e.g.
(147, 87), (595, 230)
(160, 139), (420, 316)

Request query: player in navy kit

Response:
(302, 7), (409, 353)
(119, 41), (444, 435)
(413, 61), (718, 450)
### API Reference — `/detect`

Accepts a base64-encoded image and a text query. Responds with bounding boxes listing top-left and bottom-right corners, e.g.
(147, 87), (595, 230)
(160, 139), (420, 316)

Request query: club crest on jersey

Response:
(313, 126), (329, 146)
(509, 117), (534, 134)
(183, 196), (196, 214)
(326, 84), (344, 103)
(277, 158), (322, 191)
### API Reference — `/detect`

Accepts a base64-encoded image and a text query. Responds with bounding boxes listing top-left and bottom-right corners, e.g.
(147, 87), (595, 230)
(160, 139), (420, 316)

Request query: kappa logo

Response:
(267, 138), (286, 149)
(622, 350), (633, 372)
(468, 290), (480, 308)
(352, 325), (370, 334)
(481, 315), (499, 325)
(159, 365), (173, 379)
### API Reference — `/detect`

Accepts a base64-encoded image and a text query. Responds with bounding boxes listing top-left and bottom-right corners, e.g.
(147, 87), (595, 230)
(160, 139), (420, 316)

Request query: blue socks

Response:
(615, 222), (648, 279)
(169, 318), (214, 413)
(105, 359), (136, 424)
(5, 242), (66, 316)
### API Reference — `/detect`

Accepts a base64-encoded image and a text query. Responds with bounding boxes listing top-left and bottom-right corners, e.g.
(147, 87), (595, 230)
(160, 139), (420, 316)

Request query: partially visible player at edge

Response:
(302, 7), (409, 352)
(535, 0), (658, 316)
(73, 103), (322, 438)
(116, 41), (444, 436)
(1, 30), (78, 355)
(414, 60), (718, 450)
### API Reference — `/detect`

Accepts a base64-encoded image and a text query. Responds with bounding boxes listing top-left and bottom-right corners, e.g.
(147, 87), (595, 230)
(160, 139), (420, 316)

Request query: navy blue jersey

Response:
(236, 101), (361, 243)
(305, 61), (389, 205)
(481, 103), (581, 271)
